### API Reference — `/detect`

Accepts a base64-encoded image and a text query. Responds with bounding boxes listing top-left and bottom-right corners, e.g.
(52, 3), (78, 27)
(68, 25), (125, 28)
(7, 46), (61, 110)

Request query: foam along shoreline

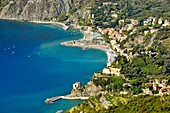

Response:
(60, 31), (116, 66)
(84, 45), (116, 66)
(0, 17), (69, 30)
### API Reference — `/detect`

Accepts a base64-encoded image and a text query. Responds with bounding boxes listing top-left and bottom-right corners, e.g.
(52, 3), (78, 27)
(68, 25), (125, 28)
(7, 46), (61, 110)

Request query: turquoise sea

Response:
(0, 20), (107, 113)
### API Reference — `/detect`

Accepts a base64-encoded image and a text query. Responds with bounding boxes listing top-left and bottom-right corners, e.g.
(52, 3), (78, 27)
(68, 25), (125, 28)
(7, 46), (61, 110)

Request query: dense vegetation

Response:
(109, 95), (170, 113)
(90, 0), (170, 28)
(0, 0), (10, 11)
(93, 75), (125, 92)
(111, 27), (170, 94)
(66, 94), (170, 113)
(66, 0), (170, 112)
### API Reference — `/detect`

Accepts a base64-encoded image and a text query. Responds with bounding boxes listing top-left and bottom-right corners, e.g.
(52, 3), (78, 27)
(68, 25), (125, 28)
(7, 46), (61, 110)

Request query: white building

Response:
(163, 20), (170, 27)
(158, 18), (163, 24)
(73, 82), (81, 89)
(103, 67), (121, 76)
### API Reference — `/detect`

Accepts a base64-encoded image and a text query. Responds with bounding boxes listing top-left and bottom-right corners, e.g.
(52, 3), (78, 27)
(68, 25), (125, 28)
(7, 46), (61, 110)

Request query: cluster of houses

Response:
(143, 17), (170, 27)
(119, 19), (139, 31)
(101, 67), (170, 96)
(97, 18), (141, 43)
(98, 28), (127, 42)
(96, 19), (139, 58)
(95, 16), (170, 44)
(143, 79), (170, 95)
(143, 17), (170, 34)
(98, 17), (170, 45)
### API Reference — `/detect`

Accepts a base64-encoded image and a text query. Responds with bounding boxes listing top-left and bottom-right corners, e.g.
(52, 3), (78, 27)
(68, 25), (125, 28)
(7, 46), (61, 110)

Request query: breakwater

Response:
(45, 95), (89, 104)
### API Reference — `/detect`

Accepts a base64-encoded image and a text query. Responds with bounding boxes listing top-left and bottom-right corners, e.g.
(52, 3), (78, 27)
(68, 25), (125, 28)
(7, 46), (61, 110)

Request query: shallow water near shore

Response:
(0, 20), (107, 113)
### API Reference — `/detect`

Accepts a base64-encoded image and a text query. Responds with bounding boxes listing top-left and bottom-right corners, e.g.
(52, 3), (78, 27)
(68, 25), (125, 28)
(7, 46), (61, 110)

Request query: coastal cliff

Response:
(0, 0), (90, 21)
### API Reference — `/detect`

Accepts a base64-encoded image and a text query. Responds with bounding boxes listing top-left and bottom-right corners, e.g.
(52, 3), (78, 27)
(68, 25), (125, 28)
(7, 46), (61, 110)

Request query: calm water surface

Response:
(0, 20), (107, 113)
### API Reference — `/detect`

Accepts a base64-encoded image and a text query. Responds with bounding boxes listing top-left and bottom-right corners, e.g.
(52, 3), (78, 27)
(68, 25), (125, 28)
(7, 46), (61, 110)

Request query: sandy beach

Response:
(0, 17), (69, 30)
(30, 21), (69, 30)
(60, 30), (116, 66)
(31, 21), (68, 28)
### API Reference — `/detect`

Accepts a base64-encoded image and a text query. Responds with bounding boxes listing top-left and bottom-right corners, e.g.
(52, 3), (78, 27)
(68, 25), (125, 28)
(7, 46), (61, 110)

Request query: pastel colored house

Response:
(103, 67), (121, 76)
